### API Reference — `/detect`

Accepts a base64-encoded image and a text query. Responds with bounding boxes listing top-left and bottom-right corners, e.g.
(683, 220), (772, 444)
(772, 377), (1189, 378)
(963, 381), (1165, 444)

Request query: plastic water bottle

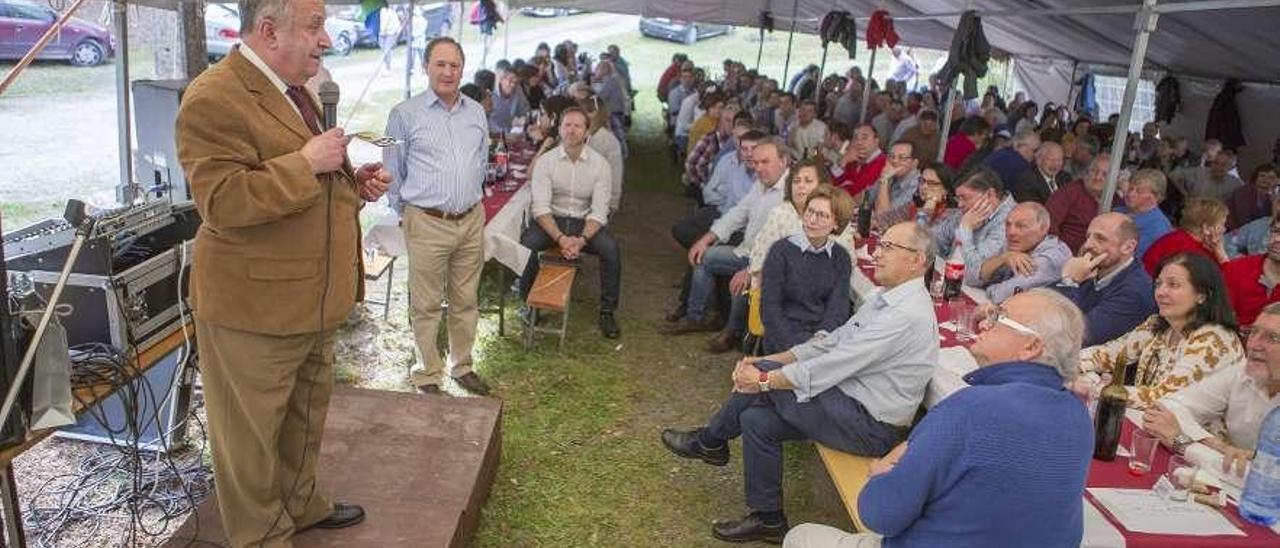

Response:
(1240, 406), (1280, 526)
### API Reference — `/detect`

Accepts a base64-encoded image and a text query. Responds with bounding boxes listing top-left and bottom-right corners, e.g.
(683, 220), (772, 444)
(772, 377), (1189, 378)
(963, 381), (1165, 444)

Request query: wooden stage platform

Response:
(164, 386), (502, 547)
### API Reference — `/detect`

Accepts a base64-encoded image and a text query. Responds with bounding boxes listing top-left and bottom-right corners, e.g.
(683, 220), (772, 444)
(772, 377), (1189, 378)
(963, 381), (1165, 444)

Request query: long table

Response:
(849, 247), (1280, 547)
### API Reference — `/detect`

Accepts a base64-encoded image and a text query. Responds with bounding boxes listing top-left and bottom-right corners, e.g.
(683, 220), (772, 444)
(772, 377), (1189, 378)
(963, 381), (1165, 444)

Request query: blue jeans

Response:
(703, 361), (909, 513)
(686, 245), (747, 327)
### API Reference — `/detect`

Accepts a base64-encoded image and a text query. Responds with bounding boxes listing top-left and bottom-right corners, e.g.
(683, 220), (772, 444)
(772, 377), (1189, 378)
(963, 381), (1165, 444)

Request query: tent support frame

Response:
(1101, 0), (1159, 213)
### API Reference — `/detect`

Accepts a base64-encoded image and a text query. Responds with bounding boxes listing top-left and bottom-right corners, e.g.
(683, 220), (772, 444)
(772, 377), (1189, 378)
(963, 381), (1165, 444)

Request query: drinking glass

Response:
(1165, 455), (1199, 502)
(1128, 428), (1159, 476)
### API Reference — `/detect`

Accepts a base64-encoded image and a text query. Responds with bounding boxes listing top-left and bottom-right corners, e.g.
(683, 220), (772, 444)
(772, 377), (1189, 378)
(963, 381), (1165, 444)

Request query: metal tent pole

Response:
(113, 0), (134, 204)
(1064, 60), (1079, 115)
(756, 25), (765, 71)
(781, 0), (800, 85)
(504, 7), (509, 60)
(937, 86), (957, 162)
(405, 1), (414, 100)
(859, 46), (877, 124)
(1101, 0), (1159, 213)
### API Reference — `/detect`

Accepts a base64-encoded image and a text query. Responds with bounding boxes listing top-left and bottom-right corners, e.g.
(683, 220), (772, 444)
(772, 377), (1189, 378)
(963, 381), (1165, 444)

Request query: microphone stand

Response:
(0, 201), (95, 431)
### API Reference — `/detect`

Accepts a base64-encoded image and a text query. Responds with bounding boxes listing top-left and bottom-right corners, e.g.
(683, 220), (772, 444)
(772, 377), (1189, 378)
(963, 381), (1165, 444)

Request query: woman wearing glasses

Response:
(875, 161), (962, 260)
(759, 186), (855, 354)
(1076, 252), (1244, 408)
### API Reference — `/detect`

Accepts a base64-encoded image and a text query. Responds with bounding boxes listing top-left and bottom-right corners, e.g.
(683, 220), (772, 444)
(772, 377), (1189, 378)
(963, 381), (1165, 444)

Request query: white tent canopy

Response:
(514, 0), (1280, 84)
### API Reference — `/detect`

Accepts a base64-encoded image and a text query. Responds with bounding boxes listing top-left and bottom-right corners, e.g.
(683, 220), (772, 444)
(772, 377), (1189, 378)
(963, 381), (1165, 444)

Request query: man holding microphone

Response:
(176, 0), (390, 545)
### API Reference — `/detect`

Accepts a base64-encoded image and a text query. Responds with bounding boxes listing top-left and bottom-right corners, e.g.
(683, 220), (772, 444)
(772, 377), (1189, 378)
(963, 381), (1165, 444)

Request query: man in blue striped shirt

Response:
(384, 37), (490, 396)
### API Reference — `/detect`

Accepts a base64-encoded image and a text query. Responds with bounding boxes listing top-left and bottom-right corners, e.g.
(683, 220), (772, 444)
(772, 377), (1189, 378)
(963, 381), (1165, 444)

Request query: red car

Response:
(0, 0), (115, 66)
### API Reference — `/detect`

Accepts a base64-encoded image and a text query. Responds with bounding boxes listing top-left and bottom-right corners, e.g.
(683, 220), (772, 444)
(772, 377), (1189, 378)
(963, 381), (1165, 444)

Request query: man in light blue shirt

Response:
(384, 37), (491, 396)
(970, 202), (1072, 303)
(952, 167), (1017, 278)
(703, 132), (759, 214)
(661, 221), (941, 544)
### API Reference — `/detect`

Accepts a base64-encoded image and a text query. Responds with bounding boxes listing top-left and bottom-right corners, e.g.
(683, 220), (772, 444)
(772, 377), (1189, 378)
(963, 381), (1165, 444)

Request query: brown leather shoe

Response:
(706, 331), (737, 354)
(658, 317), (719, 336)
(416, 383), (442, 395)
(454, 372), (491, 395)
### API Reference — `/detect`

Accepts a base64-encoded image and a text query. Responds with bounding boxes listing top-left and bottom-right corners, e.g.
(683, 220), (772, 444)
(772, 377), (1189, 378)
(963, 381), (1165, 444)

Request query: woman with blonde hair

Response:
(1142, 196), (1229, 275)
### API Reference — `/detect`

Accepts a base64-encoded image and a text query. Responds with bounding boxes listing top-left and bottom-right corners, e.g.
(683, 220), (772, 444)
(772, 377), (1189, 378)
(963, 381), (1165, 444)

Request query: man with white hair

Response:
(1012, 141), (1071, 203)
(784, 289), (1094, 548)
(971, 202), (1071, 304)
(662, 222), (940, 544)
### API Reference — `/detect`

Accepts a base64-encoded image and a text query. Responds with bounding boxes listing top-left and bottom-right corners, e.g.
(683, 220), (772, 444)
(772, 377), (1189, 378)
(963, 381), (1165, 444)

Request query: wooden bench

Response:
(523, 249), (579, 349)
(815, 443), (875, 533)
(363, 253), (397, 321)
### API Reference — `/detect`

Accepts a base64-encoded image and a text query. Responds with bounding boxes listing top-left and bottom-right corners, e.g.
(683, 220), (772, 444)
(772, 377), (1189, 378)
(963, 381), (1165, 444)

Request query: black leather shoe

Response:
(711, 513), (788, 544)
(454, 372), (491, 395)
(599, 311), (621, 339)
(660, 428), (728, 466)
(311, 502), (366, 530)
(416, 383), (442, 395)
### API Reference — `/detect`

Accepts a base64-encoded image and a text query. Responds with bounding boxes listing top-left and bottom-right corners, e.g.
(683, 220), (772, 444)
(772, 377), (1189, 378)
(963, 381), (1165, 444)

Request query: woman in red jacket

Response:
(1143, 196), (1230, 275)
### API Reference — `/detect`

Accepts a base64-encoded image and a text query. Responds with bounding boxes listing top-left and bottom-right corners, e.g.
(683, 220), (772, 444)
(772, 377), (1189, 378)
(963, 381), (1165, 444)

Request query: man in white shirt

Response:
(787, 100), (827, 160)
(1175, 149), (1246, 201)
(662, 137), (790, 335)
(516, 107), (622, 338)
(1143, 301), (1280, 477)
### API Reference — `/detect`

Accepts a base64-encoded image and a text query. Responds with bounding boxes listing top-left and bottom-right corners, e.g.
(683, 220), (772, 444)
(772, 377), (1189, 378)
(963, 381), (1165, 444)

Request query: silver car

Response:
(206, 4), (360, 60)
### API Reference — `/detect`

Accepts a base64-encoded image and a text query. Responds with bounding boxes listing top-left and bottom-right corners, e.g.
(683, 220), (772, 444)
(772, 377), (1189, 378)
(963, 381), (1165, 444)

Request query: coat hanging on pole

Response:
(756, 10), (774, 70)
(1205, 78), (1246, 150)
(864, 10), (898, 52)
(1154, 76), (1181, 125)
(936, 10), (990, 99)
(818, 11), (857, 60)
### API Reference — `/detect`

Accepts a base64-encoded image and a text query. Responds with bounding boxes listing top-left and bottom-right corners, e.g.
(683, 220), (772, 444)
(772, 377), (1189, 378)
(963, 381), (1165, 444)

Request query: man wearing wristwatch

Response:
(659, 222), (940, 544)
(1142, 301), (1280, 478)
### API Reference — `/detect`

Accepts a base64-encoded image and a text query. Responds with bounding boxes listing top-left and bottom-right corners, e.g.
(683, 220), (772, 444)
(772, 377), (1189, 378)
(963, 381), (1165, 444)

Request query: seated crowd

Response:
(649, 53), (1280, 545)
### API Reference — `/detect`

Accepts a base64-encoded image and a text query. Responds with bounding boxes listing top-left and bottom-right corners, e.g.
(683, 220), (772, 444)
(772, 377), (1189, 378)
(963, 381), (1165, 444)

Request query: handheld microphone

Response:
(318, 81), (340, 130)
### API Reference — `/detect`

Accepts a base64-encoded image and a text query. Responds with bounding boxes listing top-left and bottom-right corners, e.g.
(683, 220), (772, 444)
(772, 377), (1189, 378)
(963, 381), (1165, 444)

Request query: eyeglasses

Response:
(877, 239), (919, 253)
(982, 309), (1040, 338)
(803, 208), (833, 221)
(921, 177), (945, 187)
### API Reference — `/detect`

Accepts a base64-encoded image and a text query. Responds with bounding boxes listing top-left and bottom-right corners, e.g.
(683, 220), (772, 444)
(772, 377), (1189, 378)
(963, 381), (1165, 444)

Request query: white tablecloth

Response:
(362, 185), (533, 275)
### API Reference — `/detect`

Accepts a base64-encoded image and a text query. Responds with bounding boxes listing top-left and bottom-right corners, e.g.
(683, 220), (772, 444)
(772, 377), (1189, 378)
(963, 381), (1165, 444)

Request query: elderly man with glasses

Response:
(660, 221), (940, 544)
(784, 289), (1094, 548)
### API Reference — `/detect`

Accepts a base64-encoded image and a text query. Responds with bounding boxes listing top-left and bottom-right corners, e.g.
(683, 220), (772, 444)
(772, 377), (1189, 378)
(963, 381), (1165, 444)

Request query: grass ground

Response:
(458, 91), (849, 546)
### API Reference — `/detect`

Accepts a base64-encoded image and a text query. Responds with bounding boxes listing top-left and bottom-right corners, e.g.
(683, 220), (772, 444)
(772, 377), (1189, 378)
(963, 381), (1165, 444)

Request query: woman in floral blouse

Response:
(1078, 252), (1243, 407)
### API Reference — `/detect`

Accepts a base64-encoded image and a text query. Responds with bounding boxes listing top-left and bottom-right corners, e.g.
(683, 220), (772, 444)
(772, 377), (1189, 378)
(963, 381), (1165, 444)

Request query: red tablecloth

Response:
(1086, 420), (1278, 547)
(854, 254), (975, 348)
(481, 143), (536, 222)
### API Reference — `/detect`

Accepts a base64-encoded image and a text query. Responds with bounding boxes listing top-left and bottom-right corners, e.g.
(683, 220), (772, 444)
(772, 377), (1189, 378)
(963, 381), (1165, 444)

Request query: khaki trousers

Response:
(197, 320), (336, 548)
(402, 205), (484, 386)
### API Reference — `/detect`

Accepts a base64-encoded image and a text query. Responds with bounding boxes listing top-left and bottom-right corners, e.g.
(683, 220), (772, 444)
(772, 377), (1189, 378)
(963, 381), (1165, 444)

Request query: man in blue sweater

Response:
(1053, 212), (1156, 346)
(783, 288), (1094, 548)
(661, 222), (941, 544)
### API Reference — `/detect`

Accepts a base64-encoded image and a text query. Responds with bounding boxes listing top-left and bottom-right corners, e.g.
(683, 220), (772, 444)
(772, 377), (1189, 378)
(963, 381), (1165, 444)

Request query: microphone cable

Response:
(257, 167), (336, 547)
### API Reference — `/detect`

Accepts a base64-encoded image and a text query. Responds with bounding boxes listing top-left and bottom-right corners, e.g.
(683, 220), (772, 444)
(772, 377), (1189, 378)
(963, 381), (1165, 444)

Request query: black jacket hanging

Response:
(1205, 78), (1246, 150)
(936, 10), (990, 99)
(1154, 76), (1180, 124)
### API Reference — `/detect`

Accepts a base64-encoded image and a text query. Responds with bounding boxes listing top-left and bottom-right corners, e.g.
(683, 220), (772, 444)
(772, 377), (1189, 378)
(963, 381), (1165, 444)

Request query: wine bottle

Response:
(1093, 360), (1129, 461)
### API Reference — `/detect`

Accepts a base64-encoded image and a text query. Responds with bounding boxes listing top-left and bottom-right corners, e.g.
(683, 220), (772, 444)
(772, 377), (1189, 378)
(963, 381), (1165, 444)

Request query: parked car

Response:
(0, 0), (114, 66)
(204, 3), (239, 60)
(639, 17), (731, 45)
(518, 7), (585, 17)
(205, 4), (360, 61)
